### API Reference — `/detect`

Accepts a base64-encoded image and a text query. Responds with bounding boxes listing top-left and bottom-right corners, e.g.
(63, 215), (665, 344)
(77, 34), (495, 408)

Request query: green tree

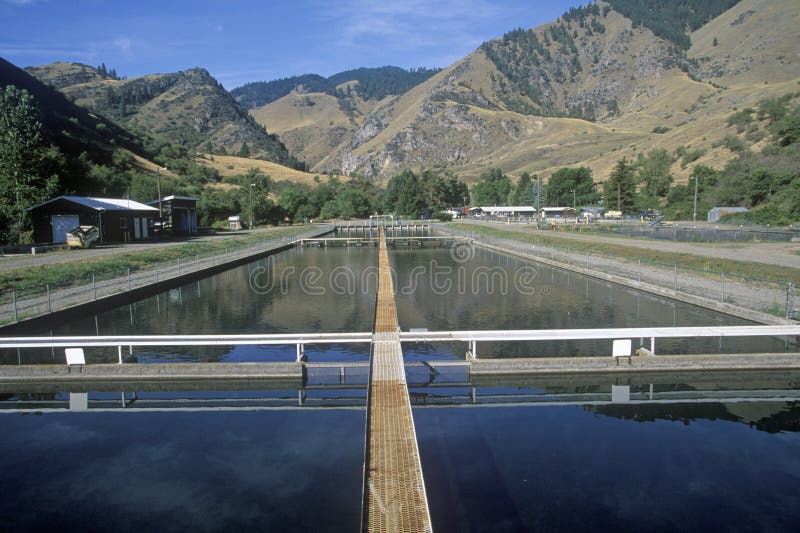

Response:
(509, 172), (533, 205)
(547, 166), (594, 206)
(471, 168), (511, 206)
(603, 158), (637, 213)
(0, 86), (60, 243)
(420, 168), (469, 209)
(384, 169), (426, 216)
(636, 148), (674, 197)
(277, 184), (313, 222)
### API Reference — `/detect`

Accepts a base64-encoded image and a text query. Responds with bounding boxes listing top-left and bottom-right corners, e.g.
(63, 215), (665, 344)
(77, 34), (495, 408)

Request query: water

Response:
(0, 405), (365, 532)
(5, 243), (787, 363)
(416, 402), (800, 532)
(4, 242), (799, 531)
(2, 372), (799, 532)
(390, 246), (789, 360)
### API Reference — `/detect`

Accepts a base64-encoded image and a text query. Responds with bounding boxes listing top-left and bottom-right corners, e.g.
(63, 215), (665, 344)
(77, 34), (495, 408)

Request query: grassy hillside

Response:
(195, 154), (320, 186)
(262, 0), (799, 189)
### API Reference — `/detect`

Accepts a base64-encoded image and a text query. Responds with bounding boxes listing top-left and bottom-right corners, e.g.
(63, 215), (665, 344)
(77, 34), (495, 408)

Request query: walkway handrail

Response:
(0, 332), (373, 349)
(399, 325), (800, 343)
(1, 325), (797, 350)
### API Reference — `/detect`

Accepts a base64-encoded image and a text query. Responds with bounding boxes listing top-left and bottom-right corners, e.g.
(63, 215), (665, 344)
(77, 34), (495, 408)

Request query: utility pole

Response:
(156, 166), (167, 225)
(692, 175), (699, 223)
(249, 182), (255, 229)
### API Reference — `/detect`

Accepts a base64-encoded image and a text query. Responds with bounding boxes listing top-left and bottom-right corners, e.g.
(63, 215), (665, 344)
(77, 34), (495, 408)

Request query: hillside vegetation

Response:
(231, 66), (441, 110)
(248, 0), (798, 194)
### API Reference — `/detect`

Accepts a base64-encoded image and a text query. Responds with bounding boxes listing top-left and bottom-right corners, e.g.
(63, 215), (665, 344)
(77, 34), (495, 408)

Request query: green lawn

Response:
(0, 226), (311, 292)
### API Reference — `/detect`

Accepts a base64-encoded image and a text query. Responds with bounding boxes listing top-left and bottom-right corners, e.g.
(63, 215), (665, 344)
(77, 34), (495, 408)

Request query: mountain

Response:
(230, 66), (441, 110)
(0, 57), (154, 190)
(247, 0), (800, 184)
(26, 62), (298, 165)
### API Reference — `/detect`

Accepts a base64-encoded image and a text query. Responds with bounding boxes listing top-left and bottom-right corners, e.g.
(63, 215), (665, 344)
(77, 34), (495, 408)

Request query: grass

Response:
(0, 226), (310, 292)
(450, 222), (800, 284)
(196, 154), (321, 185)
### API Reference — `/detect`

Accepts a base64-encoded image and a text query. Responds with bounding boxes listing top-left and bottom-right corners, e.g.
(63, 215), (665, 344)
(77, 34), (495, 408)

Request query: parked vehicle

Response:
(66, 226), (99, 248)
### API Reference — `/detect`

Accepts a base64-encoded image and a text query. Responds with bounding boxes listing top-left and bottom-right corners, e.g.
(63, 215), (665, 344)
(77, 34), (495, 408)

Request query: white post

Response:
(118, 345), (123, 364)
(650, 337), (655, 356)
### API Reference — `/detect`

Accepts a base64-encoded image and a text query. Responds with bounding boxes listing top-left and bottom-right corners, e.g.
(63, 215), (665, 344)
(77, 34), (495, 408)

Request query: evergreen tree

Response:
(510, 172), (533, 205)
(471, 168), (512, 206)
(604, 158), (637, 213)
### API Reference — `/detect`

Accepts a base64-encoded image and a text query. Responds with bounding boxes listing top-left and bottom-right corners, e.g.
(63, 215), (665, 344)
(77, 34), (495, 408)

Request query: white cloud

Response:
(113, 36), (133, 57)
(311, 0), (524, 64)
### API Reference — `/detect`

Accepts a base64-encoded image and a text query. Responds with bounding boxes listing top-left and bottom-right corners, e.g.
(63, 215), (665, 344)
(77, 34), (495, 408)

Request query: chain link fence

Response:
(557, 223), (800, 243)
(437, 224), (797, 321)
(0, 226), (331, 326)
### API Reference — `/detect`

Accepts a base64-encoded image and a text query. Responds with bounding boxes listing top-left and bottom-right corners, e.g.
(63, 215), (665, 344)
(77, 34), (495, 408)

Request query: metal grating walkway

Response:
(362, 227), (432, 532)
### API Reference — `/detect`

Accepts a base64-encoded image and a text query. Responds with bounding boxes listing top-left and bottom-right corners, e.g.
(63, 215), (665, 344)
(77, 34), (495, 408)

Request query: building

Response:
(480, 206), (538, 217)
(228, 215), (242, 231)
(708, 207), (749, 223)
(28, 196), (158, 244)
(147, 195), (199, 234)
(540, 207), (577, 220)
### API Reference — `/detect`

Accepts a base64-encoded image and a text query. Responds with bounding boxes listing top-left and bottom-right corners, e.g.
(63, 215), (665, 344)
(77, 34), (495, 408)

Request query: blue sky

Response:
(2, 0), (579, 89)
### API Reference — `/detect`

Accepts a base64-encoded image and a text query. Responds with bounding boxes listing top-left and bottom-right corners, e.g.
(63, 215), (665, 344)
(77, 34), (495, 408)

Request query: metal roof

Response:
(480, 206), (537, 212)
(146, 195), (200, 204)
(28, 196), (158, 212)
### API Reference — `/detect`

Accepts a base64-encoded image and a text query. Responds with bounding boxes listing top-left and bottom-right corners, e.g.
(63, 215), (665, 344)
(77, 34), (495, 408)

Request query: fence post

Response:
(638, 259), (641, 282)
(196, 253), (199, 269)
(178, 256), (181, 273)
(127, 268), (131, 291)
(47, 283), (52, 313)
(92, 273), (97, 300)
(721, 272), (726, 303)
(12, 289), (18, 322)
(786, 282), (795, 319)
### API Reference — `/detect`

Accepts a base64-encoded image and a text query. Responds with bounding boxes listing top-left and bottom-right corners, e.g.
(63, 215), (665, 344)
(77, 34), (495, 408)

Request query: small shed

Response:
(147, 195), (199, 234)
(28, 196), (158, 244)
(708, 207), (749, 223)
(228, 215), (242, 231)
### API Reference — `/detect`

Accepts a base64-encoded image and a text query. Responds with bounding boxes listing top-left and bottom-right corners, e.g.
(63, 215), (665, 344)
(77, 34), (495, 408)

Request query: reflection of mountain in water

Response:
(586, 401), (800, 434)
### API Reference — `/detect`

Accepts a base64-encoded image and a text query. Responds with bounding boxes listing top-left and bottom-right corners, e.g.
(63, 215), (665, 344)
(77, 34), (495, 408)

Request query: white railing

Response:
(1, 325), (798, 364)
(0, 332), (373, 363)
(399, 325), (800, 357)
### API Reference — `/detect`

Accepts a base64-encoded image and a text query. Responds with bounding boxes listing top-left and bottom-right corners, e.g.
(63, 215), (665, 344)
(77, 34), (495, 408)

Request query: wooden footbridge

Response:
(362, 226), (432, 532)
